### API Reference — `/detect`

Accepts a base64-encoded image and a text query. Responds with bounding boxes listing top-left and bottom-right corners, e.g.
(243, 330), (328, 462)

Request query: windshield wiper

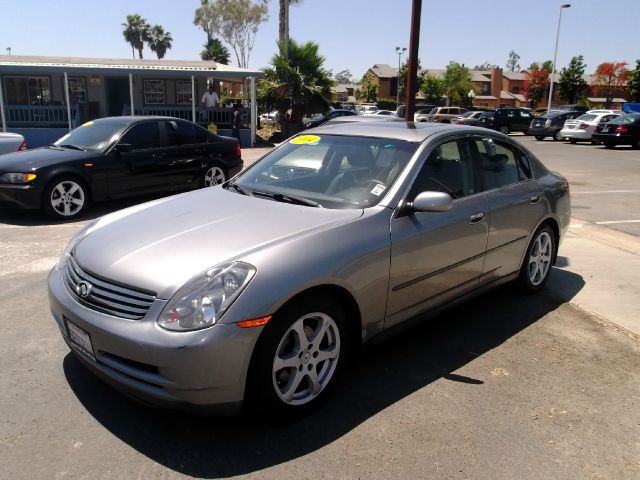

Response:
(226, 183), (252, 196)
(58, 144), (85, 151)
(252, 190), (321, 208)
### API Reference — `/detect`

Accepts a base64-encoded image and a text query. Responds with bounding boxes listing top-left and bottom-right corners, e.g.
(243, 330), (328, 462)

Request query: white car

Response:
(0, 132), (26, 155)
(259, 111), (279, 125)
(365, 110), (395, 116)
(560, 112), (622, 144)
(359, 105), (379, 115)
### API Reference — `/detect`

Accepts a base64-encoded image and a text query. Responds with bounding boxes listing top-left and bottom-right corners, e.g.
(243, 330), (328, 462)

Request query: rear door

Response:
(468, 135), (545, 283)
(163, 120), (208, 188)
(387, 136), (489, 327)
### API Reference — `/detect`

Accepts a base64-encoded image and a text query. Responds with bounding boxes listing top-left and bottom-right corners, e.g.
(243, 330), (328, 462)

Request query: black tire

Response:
(569, 139), (577, 144)
(535, 135), (545, 141)
(604, 142), (615, 149)
(201, 164), (227, 187)
(633, 138), (640, 150)
(499, 125), (510, 135)
(42, 177), (89, 219)
(248, 294), (350, 416)
(518, 224), (556, 293)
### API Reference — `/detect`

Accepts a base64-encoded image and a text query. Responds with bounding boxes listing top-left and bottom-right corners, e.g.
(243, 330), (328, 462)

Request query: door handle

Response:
(469, 212), (485, 224)
(530, 194), (541, 204)
(152, 152), (167, 159)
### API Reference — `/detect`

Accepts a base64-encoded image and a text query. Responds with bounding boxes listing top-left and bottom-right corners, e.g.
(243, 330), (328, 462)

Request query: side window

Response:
(520, 111), (531, 119)
(410, 139), (476, 200)
(474, 138), (531, 190)
(120, 122), (161, 150)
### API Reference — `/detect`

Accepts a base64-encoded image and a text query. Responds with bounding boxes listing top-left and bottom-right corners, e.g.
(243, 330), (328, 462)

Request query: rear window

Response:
(610, 113), (640, 124)
(576, 114), (597, 122)
(429, 108), (438, 114)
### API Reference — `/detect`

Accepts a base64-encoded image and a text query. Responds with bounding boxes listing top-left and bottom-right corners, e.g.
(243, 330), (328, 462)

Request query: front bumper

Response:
(0, 183), (42, 210)
(48, 265), (262, 413)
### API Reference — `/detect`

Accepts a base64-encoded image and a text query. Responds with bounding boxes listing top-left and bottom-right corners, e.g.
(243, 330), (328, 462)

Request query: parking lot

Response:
(1, 138), (639, 479)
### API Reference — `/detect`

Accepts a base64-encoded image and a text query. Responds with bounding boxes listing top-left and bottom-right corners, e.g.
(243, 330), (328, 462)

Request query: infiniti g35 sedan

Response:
(0, 116), (242, 219)
(48, 122), (570, 415)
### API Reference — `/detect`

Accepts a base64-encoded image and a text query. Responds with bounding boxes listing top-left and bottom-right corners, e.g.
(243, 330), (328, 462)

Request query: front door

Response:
(106, 77), (130, 116)
(387, 137), (489, 327)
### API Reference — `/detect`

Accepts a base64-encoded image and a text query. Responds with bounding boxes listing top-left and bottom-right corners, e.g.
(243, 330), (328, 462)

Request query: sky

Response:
(2, 0), (639, 79)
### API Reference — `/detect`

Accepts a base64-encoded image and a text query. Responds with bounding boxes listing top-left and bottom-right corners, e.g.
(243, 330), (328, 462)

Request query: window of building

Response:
(4, 76), (51, 105)
(68, 77), (87, 103)
(176, 81), (192, 105)
(144, 80), (166, 105)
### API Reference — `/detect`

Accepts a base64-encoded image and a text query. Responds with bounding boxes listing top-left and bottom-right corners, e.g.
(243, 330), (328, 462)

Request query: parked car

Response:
(452, 110), (492, 126)
(396, 104), (435, 119)
(259, 110), (279, 125)
(414, 108), (435, 122)
(367, 110), (396, 116)
(479, 107), (533, 134)
(0, 116), (242, 219)
(359, 105), (379, 115)
(0, 132), (27, 155)
(559, 112), (622, 144)
(426, 107), (468, 123)
(592, 113), (640, 148)
(528, 111), (584, 141)
(303, 109), (357, 129)
(48, 121), (570, 415)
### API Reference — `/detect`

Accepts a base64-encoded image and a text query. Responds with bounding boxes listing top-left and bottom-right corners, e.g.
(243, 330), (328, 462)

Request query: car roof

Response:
(311, 120), (462, 142)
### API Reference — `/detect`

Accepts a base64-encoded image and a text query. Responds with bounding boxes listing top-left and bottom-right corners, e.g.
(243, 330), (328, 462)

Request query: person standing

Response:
(200, 84), (219, 120)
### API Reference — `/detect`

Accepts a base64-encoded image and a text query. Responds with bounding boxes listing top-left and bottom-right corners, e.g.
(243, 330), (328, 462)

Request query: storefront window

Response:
(176, 81), (192, 105)
(4, 76), (51, 105)
(144, 80), (165, 105)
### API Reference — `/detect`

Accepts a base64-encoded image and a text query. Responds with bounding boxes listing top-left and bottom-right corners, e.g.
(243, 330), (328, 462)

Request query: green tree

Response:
(443, 62), (476, 105)
(506, 50), (521, 72)
(399, 58), (424, 99)
(420, 73), (446, 105)
(147, 25), (173, 59)
(357, 73), (378, 103)
(201, 38), (231, 64)
(193, 0), (269, 68)
(541, 60), (554, 73)
(334, 69), (353, 84)
(591, 61), (629, 108)
(258, 39), (333, 132)
(122, 14), (150, 59)
(628, 59), (640, 102)
(524, 62), (550, 108)
(558, 55), (588, 104)
(473, 62), (499, 70)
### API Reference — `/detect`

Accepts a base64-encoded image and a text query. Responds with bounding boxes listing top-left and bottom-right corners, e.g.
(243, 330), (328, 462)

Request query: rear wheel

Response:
(499, 125), (510, 135)
(202, 164), (227, 187)
(553, 130), (563, 141)
(518, 225), (556, 293)
(569, 138), (577, 144)
(248, 295), (349, 415)
(604, 142), (615, 149)
(43, 177), (89, 219)
(535, 135), (545, 141)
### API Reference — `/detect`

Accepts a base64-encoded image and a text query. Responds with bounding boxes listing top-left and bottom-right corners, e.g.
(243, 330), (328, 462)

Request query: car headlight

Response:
(157, 262), (256, 331)
(56, 219), (99, 270)
(0, 172), (37, 184)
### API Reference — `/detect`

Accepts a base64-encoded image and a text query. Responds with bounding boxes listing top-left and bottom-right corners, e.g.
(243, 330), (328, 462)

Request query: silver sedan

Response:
(48, 122), (571, 415)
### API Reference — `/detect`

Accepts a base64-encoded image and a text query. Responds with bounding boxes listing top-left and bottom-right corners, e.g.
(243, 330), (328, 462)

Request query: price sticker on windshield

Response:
(290, 135), (321, 145)
(370, 184), (386, 196)
(82, 121), (94, 127)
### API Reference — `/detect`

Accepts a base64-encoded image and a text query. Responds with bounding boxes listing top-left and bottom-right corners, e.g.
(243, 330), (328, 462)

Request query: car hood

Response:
(0, 146), (94, 171)
(74, 187), (363, 299)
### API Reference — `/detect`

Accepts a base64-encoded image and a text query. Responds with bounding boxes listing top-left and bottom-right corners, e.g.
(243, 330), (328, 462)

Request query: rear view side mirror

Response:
(411, 191), (453, 213)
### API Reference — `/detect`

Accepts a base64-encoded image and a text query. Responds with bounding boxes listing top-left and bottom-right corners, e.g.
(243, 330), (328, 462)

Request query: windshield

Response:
(53, 120), (127, 151)
(230, 134), (418, 209)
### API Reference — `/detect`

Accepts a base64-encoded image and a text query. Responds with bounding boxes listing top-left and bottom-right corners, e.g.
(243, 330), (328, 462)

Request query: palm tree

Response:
(279, 0), (302, 59)
(122, 14), (150, 59)
(147, 25), (173, 60)
(201, 38), (231, 64)
(259, 39), (333, 133)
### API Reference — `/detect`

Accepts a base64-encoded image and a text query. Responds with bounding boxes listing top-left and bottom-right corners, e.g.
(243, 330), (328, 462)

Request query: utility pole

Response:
(404, 0), (422, 121)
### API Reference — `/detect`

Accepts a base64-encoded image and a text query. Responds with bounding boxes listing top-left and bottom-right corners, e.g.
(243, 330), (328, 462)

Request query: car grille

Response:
(64, 255), (156, 320)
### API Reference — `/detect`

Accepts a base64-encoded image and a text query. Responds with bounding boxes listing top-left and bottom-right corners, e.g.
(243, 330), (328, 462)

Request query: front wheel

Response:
(249, 296), (349, 415)
(604, 142), (615, 149)
(535, 135), (545, 141)
(43, 177), (89, 219)
(518, 225), (556, 293)
(499, 125), (510, 135)
(202, 164), (227, 187)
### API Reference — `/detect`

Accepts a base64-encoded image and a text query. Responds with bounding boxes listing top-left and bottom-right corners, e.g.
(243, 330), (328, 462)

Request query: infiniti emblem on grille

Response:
(76, 281), (93, 298)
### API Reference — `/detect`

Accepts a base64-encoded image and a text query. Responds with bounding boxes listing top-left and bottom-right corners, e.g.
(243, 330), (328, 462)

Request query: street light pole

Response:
(395, 46), (406, 109)
(467, 89), (476, 109)
(547, 3), (571, 113)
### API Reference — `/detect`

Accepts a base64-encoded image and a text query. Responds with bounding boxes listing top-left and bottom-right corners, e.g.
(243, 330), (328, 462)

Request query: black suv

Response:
(528, 111), (584, 141)
(479, 107), (533, 134)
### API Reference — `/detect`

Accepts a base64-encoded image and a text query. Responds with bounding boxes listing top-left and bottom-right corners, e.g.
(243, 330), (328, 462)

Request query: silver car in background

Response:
(0, 132), (26, 155)
(560, 111), (622, 144)
(48, 122), (570, 415)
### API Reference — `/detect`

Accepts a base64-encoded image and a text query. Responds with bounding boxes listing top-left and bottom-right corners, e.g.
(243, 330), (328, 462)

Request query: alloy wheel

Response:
(527, 231), (553, 286)
(272, 312), (341, 406)
(50, 180), (85, 217)
(204, 166), (226, 187)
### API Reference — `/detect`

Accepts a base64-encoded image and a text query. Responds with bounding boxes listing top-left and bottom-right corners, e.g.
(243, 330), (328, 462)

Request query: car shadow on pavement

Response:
(63, 269), (584, 478)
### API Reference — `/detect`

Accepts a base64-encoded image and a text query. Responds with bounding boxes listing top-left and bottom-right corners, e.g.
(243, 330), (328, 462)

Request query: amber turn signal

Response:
(236, 316), (271, 328)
